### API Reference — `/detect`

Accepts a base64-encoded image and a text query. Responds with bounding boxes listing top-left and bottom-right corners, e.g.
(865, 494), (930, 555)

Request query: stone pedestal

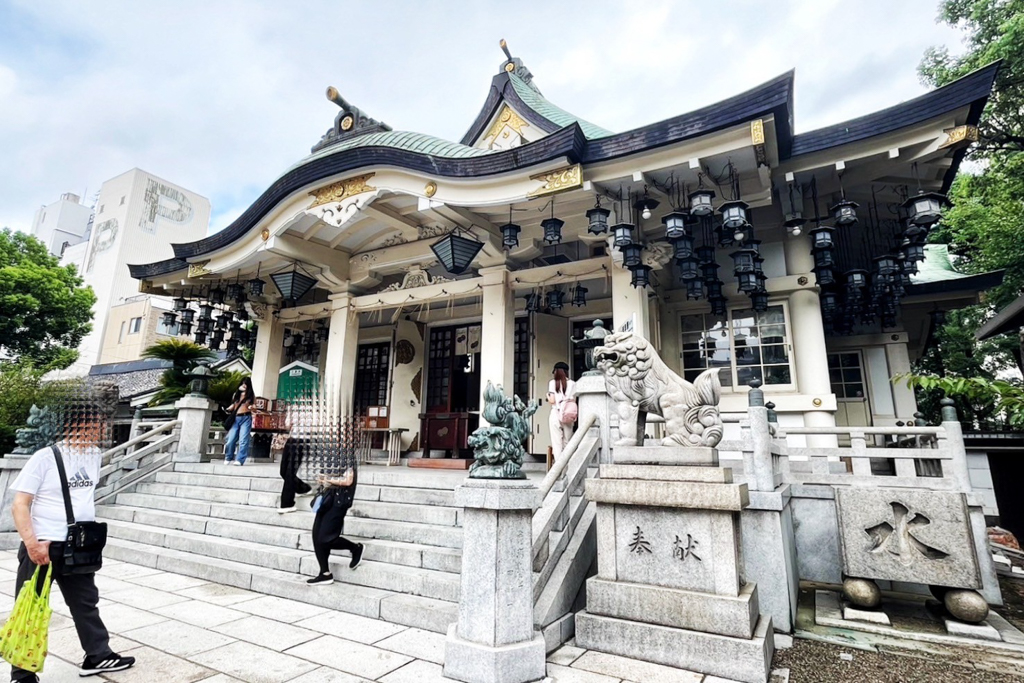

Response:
(0, 453), (31, 537)
(575, 374), (611, 464)
(576, 448), (774, 683)
(174, 396), (215, 463)
(444, 480), (547, 683)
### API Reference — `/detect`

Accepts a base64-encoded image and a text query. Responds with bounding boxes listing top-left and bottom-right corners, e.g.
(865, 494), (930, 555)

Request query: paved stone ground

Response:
(0, 549), (747, 683)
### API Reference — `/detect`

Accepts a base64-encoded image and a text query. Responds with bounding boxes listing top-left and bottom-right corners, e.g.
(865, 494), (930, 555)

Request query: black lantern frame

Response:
(809, 226), (835, 251)
(525, 292), (542, 313)
(271, 264), (318, 303)
(671, 233), (695, 260)
(685, 279), (703, 300)
(736, 271), (760, 293)
(586, 205), (611, 235)
(750, 290), (769, 312)
(662, 211), (690, 240)
(161, 311), (178, 328)
(541, 217), (564, 244)
(173, 296), (189, 311)
(688, 188), (715, 217)
(545, 289), (565, 311)
(709, 296), (727, 315)
(830, 200), (859, 226)
(629, 264), (653, 289)
(179, 308), (196, 324)
(208, 287), (225, 305)
(500, 222), (521, 250)
(571, 284), (588, 307)
(226, 283), (245, 303)
(430, 229), (485, 275)
(620, 242), (644, 268)
(611, 223), (634, 248)
(678, 256), (700, 281)
(719, 200), (750, 230)
(813, 265), (836, 287)
(902, 191), (946, 227)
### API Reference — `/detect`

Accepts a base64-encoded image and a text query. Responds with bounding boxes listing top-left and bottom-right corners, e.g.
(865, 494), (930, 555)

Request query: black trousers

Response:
(280, 443), (311, 509)
(311, 489), (358, 574)
(12, 543), (112, 682)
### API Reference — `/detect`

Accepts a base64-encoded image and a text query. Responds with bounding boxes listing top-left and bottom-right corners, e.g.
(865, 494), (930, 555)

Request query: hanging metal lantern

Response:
(431, 229), (484, 275)
(662, 211), (690, 240)
(719, 200), (750, 230)
(210, 330), (225, 349)
(225, 337), (239, 355)
(705, 280), (724, 299)
(629, 264), (653, 289)
(611, 223), (634, 248)
(208, 287), (225, 305)
(226, 283), (245, 302)
(196, 318), (213, 334)
(678, 256), (700, 281)
(731, 247), (758, 274)
(545, 288), (565, 311)
(541, 217), (564, 244)
(500, 222), (521, 249)
(671, 233), (695, 260)
(700, 259), (720, 281)
(846, 269), (868, 289)
(178, 321), (193, 337)
(173, 296), (188, 311)
(571, 284), (588, 307)
(194, 330), (208, 346)
(813, 248), (835, 269)
(715, 222), (735, 248)
(750, 290), (769, 312)
(247, 276), (265, 298)
(809, 226), (835, 251)
(873, 254), (899, 279)
(821, 291), (839, 314)
(688, 188), (715, 217)
(902, 191), (946, 226)
(235, 306), (250, 322)
(685, 279), (703, 300)
(813, 265), (836, 287)
(830, 200), (859, 226)
(525, 292), (542, 313)
(903, 240), (926, 263)
(199, 303), (215, 321)
(179, 308), (195, 324)
(709, 296), (727, 315)
(316, 324), (329, 343)
(586, 205), (611, 235)
(736, 271), (760, 293)
(271, 265), (318, 302)
(215, 312), (231, 330)
(160, 311), (178, 328)
(620, 242), (644, 268)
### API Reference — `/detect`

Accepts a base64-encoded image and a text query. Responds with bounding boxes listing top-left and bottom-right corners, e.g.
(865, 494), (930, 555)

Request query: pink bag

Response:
(559, 399), (578, 426)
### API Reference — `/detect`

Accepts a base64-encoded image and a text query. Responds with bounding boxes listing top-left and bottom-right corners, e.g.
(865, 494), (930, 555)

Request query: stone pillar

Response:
(0, 454), (32, 536)
(610, 252), (650, 339)
(444, 480), (546, 683)
(173, 395), (216, 463)
(251, 312), (285, 398)
(323, 292), (360, 416)
(886, 341), (918, 420)
(479, 267), (515, 424)
(575, 374), (612, 464)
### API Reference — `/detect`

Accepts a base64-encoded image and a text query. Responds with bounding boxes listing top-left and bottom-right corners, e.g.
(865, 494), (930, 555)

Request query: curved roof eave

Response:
(132, 72), (796, 277)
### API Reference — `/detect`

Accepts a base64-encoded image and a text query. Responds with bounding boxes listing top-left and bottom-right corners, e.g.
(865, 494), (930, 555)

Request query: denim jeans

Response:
(224, 414), (253, 464)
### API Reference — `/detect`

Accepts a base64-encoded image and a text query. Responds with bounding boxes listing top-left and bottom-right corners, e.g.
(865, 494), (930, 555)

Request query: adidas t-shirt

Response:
(10, 445), (99, 542)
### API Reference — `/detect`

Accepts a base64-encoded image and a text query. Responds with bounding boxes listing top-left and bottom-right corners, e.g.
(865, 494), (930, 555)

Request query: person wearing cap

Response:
(546, 362), (577, 460)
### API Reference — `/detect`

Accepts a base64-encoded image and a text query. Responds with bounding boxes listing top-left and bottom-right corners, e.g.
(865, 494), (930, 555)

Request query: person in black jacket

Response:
(306, 464), (363, 585)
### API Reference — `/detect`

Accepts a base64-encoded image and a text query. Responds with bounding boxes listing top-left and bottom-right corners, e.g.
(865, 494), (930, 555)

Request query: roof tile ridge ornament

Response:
(499, 39), (541, 95)
(311, 86), (393, 153)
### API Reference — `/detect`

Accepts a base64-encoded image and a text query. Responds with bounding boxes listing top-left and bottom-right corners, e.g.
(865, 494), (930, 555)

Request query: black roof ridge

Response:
(788, 61), (1000, 159)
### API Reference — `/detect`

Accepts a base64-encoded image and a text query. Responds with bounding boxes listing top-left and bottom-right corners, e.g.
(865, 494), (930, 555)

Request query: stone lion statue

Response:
(594, 331), (723, 448)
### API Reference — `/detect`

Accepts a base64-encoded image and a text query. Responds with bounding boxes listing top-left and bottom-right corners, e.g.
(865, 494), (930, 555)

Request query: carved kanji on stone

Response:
(673, 534), (702, 562)
(628, 526), (652, 554)
(865, 502), (949, 566)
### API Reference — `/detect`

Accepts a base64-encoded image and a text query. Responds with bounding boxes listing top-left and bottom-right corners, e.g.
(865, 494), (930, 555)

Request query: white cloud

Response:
(0, 0), (965, 235)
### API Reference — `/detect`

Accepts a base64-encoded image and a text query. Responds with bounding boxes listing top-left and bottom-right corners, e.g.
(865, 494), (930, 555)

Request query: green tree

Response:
(0, 229), (96, 369)
(141, 339), (217, 405)
(0, 363), (45, 454)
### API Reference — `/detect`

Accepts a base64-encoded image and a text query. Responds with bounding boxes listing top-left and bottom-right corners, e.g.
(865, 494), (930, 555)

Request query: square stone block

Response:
(610, 504), (742, 596)
(835, 488), (981, 589)
(842, 606), (891, 626)
(456, 480), (540, 511)
(586, 479), (748, 511)
(943, 617), (1002, 641)
(575, 610), (773, 683)
(600, 464), (733, 483)
(613, 446), (718, 466)
(443, 624), (547, 683)
(585, 577), (758, 638)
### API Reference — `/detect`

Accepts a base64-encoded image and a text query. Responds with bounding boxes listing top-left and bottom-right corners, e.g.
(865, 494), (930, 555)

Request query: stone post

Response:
(444, 479), (546, 683)
(574, 374), (611, 464)
(0, 454), (31, 538)
(479, 267), (515, 424)
(323, 292), (359, 417)
(251, 311), (285, 398)
(173, 395), (216, 463)
(745, 381), (775, 493)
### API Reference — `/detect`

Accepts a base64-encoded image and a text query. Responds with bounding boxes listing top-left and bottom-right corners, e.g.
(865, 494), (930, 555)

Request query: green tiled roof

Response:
(508, 74), (614, 139)
(296, 130), (496, 171)
(910, 244), (972, 285)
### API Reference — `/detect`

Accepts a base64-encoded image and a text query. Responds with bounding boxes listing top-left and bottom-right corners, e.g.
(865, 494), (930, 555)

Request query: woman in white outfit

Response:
(547, 362), (577, 460)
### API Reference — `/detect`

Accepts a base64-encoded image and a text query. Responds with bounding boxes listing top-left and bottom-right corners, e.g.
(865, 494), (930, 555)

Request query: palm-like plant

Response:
(142, 340), (217, 406)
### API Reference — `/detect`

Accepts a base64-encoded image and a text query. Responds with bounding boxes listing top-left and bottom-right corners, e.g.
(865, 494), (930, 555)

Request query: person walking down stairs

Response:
(306, 464), (363, 585)
(274, 432), (312, 514)
(223, 378), (254, 467)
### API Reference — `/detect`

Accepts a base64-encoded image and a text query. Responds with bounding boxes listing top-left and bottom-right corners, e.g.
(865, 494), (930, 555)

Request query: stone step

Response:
(102, 518), (461, 602)
(173, 461), (478, 492)
(103, 537), (457, 634)
(109, 493), (464, 548)
(97, 504), (462, 573)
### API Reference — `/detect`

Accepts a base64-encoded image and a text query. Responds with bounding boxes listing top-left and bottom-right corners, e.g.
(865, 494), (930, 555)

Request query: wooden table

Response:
(361, 427), (408, 466)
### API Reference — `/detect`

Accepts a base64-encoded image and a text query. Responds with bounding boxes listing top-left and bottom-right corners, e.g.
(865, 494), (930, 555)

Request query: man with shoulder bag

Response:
(8, 393), (135, 681)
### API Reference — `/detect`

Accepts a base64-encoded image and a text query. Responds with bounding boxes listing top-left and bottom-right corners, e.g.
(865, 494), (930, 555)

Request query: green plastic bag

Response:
(0, 564), (53, 673)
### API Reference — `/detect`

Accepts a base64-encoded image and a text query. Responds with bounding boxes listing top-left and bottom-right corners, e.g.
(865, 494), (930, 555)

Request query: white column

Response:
(324, 292), (360, 417)
(251, 312), (285, 398)
(885, 341), (918, 420)
(479, 267), (515, 424)
(610, 253), (650, 338)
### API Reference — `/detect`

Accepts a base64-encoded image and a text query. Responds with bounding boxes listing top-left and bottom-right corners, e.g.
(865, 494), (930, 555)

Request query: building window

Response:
(118, 321), (127, 344)
(828, 352), (865, 399)
(129, 317), (142, 334)
(354, 343), (390, 415)
(680, 304), (793, 389)
(156, 317), (178, 336)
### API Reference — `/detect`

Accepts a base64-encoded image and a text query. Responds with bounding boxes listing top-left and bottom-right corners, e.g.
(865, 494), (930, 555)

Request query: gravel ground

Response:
(774, 638), (1020, 682)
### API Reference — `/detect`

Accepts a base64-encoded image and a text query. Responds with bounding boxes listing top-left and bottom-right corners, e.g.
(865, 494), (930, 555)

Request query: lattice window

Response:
(427, 327), (454, 411)
(514, 317), (530, 401)
(828, 352), (866, 400)
(353, 342), (390, 415)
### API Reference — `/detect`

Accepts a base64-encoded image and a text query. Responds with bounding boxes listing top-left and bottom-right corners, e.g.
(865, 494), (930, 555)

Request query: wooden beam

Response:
(262, 234), (350, 286)
(363, 204), (421, 239)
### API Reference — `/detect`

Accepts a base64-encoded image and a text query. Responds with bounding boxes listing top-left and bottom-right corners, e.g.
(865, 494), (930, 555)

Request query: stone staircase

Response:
(95, 461), (506, 634)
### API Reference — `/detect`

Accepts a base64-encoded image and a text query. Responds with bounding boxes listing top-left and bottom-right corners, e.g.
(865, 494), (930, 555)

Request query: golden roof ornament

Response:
(311, 86), (393, 153)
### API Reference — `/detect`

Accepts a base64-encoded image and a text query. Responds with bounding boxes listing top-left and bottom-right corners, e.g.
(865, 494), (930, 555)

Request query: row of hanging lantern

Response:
(806, 170), (946, 334)
(524, 282), (588, 313)
(284, 320), (329, 362)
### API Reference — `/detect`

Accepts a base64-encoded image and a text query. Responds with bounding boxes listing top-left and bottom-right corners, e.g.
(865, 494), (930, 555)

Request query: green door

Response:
(277, 361), (320, 401)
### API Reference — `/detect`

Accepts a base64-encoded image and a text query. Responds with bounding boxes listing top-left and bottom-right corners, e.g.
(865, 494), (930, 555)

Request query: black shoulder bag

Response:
(52, 446), (107, 574)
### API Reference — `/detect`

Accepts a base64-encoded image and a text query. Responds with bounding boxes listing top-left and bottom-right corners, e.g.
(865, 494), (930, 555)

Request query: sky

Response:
(0, 0), (965, 237)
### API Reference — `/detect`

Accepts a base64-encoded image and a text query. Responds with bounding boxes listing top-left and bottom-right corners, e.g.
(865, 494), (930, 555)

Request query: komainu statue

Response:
(468, 382), (539, 479)
(594, 331), (723, 448)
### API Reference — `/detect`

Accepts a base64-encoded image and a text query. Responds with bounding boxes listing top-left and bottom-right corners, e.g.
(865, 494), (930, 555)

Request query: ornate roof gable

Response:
(311, 86), (393, 153)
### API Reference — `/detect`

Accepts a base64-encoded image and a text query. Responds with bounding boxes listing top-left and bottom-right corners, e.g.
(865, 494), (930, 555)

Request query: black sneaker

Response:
(80, 653), (135, 677)
(306, 572), (334, 585)
(350, 543), (364, 569)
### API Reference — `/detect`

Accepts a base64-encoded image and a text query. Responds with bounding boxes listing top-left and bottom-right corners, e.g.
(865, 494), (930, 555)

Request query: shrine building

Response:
(129, 43), (1000, 468)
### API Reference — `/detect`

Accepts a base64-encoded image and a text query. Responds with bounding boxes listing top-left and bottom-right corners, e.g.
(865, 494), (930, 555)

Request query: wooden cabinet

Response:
(419, 412), (478, 458)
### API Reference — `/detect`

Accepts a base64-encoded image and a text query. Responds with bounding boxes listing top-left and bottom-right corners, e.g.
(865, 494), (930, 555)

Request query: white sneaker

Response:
(223, 459), (231, 465)
(278, 506), (296, 514)
(230, 461), (242, 467)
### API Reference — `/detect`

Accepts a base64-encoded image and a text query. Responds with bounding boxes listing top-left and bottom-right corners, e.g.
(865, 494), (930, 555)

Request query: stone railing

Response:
(532, 412), (601, 646)
(95, 419), (181, 503)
